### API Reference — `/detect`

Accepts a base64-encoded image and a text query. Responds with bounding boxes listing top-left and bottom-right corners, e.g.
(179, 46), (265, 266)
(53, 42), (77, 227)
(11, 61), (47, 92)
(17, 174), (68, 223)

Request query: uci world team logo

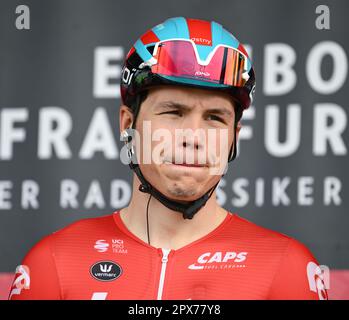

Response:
(90, 261), (122, 282)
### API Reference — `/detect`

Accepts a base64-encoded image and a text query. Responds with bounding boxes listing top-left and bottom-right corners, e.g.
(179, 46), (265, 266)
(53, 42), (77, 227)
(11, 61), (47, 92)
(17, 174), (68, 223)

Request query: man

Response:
(9, 17), (328, 300)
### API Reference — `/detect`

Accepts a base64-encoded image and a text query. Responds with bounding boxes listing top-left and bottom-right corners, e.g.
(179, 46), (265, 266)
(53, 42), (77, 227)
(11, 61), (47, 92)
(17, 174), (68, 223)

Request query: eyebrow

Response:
(154, 101), (234, 117)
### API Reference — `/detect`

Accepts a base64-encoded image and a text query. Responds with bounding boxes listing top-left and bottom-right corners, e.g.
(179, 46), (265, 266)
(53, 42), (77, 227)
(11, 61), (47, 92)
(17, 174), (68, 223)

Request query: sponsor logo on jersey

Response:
(94, 240), (109, 252)
(188, 251), (248, 270)
(306, 261), (329, 300)
(94, 239), (128, 254)
(111, 239), (128, 253)
(91, 292), (108, 300)
(9, 265), (30, 299)
(90, 261), (122, 282)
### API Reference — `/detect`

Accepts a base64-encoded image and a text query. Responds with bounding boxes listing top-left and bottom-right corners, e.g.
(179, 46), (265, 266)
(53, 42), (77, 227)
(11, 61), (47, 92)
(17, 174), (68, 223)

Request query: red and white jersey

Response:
(8, 211), (328, 300)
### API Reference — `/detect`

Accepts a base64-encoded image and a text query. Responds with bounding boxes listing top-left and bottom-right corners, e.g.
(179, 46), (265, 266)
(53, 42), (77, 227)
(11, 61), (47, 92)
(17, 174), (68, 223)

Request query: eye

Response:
(159, 110), (182, 116)
(207, 114), (225, 123)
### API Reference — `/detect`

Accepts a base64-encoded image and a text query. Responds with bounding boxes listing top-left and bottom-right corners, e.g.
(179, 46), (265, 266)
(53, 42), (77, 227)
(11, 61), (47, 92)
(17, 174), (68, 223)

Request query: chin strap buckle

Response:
(139, 184), (150, 193)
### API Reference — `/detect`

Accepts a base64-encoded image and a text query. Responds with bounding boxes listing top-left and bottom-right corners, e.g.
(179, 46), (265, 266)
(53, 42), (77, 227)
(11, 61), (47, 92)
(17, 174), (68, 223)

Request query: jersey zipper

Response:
(156, 248), (171, 300)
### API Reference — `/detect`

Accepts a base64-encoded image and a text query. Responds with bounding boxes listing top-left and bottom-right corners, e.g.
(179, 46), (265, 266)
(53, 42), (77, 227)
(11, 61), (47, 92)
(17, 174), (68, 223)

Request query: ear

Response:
(119, 105), (134, 133)
(235, 122), (242, 141)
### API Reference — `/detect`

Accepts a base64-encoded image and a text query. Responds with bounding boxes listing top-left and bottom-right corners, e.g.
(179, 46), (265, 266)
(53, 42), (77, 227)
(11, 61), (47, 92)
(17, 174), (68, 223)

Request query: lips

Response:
(164, 160), (208, 167)
(173, 163), (206, 167)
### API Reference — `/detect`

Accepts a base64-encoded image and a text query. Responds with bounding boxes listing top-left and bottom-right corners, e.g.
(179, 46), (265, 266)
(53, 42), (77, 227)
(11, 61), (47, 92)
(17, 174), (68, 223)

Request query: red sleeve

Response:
(268, 238), (329, 300)
(8, 235), (62, 300)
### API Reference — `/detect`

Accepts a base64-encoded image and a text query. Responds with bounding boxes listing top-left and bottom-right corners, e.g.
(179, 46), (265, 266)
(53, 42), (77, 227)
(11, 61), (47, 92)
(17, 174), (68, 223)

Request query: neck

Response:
(119, 175), (228, 250)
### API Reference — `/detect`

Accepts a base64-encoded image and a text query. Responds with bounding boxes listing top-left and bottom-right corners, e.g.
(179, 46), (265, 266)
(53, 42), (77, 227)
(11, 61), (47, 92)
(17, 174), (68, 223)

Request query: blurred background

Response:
(0, 0), (348, 299)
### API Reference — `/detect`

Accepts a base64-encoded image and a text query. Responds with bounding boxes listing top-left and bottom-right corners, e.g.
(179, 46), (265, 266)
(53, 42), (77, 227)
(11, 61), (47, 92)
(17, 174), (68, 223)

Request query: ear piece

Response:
(120, 129), (130, 142)
(120, 122), (134, 143)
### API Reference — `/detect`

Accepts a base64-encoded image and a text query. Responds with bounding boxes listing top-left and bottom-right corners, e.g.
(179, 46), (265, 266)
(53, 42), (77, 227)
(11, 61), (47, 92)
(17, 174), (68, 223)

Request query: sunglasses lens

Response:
(151, 40), (248, 87)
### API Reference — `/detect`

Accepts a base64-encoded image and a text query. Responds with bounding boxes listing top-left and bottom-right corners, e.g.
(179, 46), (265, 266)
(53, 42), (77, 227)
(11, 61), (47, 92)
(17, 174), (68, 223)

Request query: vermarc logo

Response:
(90, 261), (122, 282)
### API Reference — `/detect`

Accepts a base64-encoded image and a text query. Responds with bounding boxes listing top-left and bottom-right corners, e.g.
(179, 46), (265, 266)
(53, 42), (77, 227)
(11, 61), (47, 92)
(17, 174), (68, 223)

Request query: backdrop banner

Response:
(0, 0), (348, 299)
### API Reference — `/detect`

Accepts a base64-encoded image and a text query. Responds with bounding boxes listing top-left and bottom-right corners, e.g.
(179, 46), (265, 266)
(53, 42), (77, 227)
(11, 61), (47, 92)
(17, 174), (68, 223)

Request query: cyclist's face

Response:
(128, 85), (240, 202)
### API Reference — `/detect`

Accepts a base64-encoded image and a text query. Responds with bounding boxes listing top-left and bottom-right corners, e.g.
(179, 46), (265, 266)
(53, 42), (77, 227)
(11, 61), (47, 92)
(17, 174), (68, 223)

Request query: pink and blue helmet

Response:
(121, 17), (256, 116)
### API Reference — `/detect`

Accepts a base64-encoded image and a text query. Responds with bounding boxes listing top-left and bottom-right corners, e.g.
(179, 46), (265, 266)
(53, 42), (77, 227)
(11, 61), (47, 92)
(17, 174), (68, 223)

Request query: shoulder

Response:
(230, 213), (314, 257)
(26, 212), (117, 256)
(230, 213), (292, 241)
(51, 212), (116, 238)
(230, 214), (326, 299)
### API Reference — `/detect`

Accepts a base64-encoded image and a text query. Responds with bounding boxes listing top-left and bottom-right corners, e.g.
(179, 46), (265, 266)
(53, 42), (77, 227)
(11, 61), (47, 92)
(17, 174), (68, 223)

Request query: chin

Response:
(165, 180), (205, 199)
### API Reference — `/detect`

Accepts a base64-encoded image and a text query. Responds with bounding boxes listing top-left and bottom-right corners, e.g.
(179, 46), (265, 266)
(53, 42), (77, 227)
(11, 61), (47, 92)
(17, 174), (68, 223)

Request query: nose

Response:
(177, 113), (206, 153)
